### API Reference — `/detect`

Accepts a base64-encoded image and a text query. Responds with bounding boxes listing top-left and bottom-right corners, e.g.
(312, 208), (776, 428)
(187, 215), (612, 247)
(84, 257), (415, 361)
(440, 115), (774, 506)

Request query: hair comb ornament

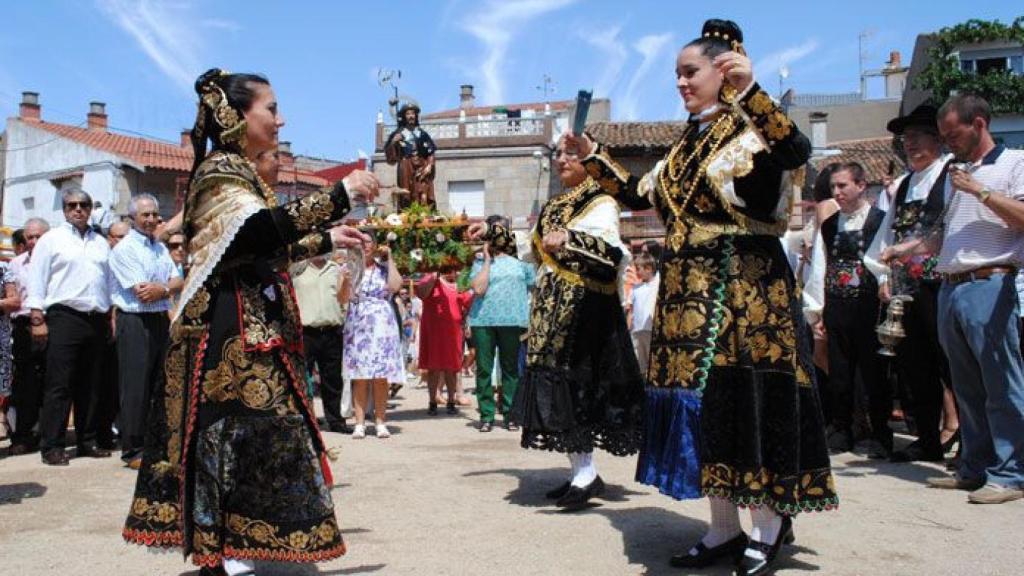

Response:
(197, 69), (248, 149)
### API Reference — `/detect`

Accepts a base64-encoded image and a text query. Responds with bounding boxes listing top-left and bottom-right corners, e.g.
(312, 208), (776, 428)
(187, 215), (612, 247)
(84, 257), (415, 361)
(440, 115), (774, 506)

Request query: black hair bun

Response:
(701, 19), (743, 44)
(194, 68), (226, 95)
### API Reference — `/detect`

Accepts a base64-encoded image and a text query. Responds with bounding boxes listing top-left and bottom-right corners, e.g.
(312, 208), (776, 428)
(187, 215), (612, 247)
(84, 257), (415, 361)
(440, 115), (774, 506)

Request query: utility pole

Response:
(858, 30), (873, 100)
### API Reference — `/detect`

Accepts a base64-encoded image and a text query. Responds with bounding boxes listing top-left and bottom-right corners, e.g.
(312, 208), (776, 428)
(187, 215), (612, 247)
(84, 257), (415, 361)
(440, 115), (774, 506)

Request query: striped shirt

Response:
(108, 228), (180, 313)
(936, 145), (1024, 274)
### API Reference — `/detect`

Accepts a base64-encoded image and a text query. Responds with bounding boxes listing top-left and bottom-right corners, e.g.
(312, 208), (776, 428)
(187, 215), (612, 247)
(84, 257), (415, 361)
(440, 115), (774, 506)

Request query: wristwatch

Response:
(978, 188), (993, 204)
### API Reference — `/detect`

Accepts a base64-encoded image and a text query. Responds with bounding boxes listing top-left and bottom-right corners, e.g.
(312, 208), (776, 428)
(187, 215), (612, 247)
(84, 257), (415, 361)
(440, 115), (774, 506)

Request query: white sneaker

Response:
(375, 423), (391, 438)
(351, 424), (366, 439)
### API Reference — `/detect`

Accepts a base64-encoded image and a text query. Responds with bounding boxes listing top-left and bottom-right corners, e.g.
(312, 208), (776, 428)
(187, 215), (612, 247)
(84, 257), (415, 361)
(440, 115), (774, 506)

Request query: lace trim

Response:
(520, 423), (642, 457)
(192, 542), (347, 568)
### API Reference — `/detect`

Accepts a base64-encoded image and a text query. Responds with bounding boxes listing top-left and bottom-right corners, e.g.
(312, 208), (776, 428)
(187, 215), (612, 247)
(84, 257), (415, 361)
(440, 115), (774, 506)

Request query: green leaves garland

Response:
(363, 202), (475, 275)
(915, 17), (1024, 115)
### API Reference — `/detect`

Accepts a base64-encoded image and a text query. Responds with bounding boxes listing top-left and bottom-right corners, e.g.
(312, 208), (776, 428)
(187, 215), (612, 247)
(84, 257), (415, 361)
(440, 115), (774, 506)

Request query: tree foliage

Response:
(915, 17), (1024, 114)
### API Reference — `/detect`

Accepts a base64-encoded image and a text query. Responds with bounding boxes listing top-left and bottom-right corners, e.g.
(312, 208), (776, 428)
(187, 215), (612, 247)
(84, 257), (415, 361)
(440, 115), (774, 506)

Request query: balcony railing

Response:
(375, 115), (556, 151)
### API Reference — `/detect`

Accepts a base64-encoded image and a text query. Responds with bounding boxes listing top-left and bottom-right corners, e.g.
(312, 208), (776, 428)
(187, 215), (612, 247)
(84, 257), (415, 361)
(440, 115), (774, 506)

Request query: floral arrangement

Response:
(358, 202), (476, 275)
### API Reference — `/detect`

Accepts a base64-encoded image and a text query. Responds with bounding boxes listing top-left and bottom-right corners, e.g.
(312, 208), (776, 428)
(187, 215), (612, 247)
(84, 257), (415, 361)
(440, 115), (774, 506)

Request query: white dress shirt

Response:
(26, 222), (111, 314)
(802, 202), (872, 325)
(9, 251), (32, 318)
(108, 228), (179, 313)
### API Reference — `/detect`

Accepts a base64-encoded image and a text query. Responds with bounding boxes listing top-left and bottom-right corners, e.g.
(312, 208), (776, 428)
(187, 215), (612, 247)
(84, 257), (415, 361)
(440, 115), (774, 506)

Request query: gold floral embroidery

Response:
(285, 191), (334, 233)
(764, 111), (793, 142)
(183, 286), (211, 320)
(693, 194), (715, 213)
(767, 279), (789, 309)
(162, 337), (187, 471)
(201, 337), (290, 413)
(663, 263), (684, 297)
(226, 514), (340, 552)
(747, 91), (774, 116)
(685, 259), (714, 295)
(128, 497), (180, 526)
(665, 349), (700, 383)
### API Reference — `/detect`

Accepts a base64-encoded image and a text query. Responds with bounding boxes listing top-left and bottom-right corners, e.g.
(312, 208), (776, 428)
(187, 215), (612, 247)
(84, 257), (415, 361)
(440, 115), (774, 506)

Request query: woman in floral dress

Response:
(341, 243), (403, 439)
(0, 260), (19, 439)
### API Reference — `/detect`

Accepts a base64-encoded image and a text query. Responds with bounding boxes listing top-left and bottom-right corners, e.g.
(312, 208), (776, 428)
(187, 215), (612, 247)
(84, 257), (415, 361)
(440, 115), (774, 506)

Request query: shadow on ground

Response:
(178, 561), (387, 575)
(0, 482), (47, 505)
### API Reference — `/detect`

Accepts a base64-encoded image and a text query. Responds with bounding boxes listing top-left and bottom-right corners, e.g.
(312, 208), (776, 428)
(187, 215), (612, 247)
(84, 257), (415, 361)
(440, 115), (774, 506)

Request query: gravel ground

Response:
(1, 379), (1021, 575)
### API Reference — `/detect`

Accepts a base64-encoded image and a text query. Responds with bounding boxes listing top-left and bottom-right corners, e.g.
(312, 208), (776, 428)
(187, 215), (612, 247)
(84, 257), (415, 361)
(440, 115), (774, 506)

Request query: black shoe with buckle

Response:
(669, 532), (748, 569)
(735, 516), (792, 576)
(428, 402), (438, 416)
(446, 401), (458, 415)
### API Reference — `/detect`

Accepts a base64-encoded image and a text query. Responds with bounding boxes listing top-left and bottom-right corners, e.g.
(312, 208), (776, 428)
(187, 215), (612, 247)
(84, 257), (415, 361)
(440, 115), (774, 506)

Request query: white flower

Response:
(435, 232), (446, 243)
(386, 231), (398, 242)
(410, 248), (424, 261)
(385, 213), (403, 226)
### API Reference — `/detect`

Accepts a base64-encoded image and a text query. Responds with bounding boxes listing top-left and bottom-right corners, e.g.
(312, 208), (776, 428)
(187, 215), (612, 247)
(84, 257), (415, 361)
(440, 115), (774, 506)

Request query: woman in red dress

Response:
(416, 270), (473, 414)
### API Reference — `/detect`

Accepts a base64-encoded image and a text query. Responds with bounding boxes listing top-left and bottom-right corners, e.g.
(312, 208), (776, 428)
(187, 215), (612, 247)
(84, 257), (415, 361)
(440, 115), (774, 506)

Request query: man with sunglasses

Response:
(25, 188), (113, 466)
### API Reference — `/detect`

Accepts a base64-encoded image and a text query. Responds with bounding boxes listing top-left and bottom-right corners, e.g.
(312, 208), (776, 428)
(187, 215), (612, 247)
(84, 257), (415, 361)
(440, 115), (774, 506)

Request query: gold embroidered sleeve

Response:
(559, 229), (622, 282)
(580, 143), (652, 211)
(287, 232), (333, 262)
(275, 180), (353, 236)
(735, 83), (811, 169)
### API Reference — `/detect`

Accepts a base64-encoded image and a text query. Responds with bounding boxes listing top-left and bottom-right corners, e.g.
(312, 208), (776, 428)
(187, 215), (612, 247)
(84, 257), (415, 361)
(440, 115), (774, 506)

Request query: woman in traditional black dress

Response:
(122, 68), (376, 576)
(569, 19), (836, 575)
(468, 136), (645, 511)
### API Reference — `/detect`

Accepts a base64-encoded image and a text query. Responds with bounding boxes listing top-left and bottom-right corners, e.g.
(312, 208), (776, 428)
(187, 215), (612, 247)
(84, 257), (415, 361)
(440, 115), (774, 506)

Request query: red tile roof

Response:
(813, 137), (904, 186)
(586, 121), (687, 152)
(20, 119), (193, 172)
(314, 159), (367, 184)
(423, 99), (574, 120)
(18, 118), (331, 187)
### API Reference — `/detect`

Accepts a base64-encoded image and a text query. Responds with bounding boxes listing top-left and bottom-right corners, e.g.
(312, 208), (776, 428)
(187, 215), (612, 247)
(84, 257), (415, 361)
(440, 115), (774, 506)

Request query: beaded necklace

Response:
(656, 113), (737, 233)
(244, 157), (279, 208)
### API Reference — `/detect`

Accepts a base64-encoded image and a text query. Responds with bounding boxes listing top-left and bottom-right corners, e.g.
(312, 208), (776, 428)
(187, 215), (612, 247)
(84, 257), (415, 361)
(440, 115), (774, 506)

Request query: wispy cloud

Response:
(619, 33), (673, 121)
(755, 38), (820, 81)
(96, 0), (213, 94)
(459, 0), (577, 104)
(201, 18), (242, 33)
(579, 26), (628, 98)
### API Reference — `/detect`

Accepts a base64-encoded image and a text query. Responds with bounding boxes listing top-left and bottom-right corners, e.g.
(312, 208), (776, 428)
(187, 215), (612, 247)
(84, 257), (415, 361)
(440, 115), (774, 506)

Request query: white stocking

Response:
(223, 558), (257, 575)
(568, 452), (597, 487)
(690, 496), (742, 553)
(747, 505), (783, 560)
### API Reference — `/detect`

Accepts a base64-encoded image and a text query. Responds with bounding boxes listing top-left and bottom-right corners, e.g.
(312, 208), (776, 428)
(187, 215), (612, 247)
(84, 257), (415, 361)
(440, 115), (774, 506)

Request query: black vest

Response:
(891, 161), (948, 243)
(821, 207), (885, 299)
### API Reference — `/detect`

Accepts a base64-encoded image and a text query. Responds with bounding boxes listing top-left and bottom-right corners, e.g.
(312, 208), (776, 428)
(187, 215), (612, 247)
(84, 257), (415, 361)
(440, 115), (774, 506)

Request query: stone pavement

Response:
(1, 380), (1021, 576)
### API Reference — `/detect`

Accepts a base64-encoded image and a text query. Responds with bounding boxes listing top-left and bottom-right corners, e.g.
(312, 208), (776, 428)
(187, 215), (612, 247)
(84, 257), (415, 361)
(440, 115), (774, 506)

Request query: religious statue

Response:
(385, 102), (436, 209)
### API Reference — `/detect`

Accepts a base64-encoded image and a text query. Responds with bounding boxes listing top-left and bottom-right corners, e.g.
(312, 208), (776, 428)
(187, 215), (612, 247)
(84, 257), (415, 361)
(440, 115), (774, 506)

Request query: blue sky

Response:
(0, 1), (1017, 162)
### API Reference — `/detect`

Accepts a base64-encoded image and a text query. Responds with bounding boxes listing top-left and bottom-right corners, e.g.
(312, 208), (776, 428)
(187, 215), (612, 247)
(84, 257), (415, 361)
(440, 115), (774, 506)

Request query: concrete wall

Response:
(789, 99), (901, 144)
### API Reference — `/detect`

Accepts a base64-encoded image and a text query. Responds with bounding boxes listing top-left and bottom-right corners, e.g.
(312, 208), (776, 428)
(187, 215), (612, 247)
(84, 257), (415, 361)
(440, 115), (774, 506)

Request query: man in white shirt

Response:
(26, 188), (113, 466)
(7, 218), (49, 455)
(887, 95), (1024, 504)
(803, 162), (891, 457)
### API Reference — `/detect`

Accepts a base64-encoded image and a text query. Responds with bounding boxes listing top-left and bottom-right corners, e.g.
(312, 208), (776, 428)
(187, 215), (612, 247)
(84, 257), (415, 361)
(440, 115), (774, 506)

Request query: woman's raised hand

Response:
(713, 51), (753, 95)
(342, 170), (380, 202)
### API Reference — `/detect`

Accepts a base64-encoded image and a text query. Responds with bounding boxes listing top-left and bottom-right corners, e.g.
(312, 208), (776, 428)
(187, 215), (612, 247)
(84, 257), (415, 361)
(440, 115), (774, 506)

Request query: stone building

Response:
(371, 84), (610, 223)
(1, 92), (333, 229)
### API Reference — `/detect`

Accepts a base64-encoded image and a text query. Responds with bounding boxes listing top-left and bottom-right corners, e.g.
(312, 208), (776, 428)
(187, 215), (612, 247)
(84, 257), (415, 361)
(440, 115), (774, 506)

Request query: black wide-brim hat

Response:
(887, 104), (939, 135)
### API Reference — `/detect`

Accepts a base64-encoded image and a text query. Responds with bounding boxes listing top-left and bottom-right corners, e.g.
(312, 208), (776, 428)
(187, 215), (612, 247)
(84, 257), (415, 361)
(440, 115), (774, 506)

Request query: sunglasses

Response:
(109, 234), (126, 240)
(65, 201), (92, 210)
(168, 242), (184, 249)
